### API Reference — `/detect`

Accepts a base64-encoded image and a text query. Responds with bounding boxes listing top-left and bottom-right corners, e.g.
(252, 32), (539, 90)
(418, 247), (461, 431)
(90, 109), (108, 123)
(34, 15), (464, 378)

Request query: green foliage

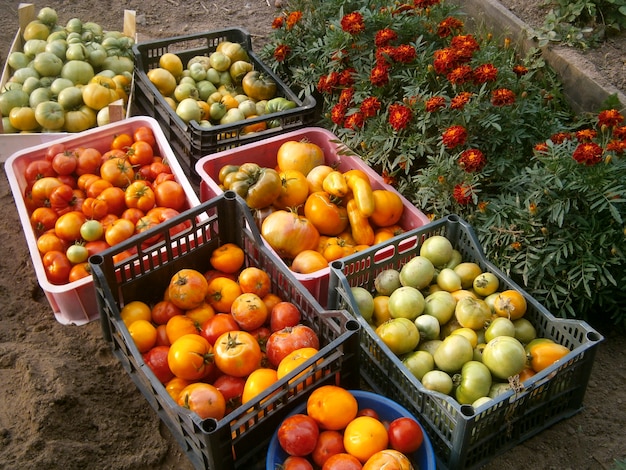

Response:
(534, 0), (626, 49)
(261, 0), (626, 326)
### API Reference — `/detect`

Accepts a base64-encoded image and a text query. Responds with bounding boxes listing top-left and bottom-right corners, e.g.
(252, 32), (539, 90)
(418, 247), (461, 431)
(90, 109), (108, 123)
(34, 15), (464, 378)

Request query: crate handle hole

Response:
(587, 331), (603, 342)
(201, 417), (219, 433)
(460, 404), (476, 417)
(346, 319), (360, 332)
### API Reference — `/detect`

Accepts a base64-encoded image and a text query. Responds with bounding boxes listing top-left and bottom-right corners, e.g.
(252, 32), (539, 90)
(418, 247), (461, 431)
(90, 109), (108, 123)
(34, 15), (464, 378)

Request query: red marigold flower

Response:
(376, 46), (395, 64)
(447, 65), (473, 85)
(451, 92), (473, 110)
(453, 183), (473, 205)
(360, 96), (381, 118)
(458, 149), (486, 172)
(341, 11), (365, 35)
(613, 125), (626, 139)
(388, 104), (413, 131)
(344, 112), (365, 130)
(339, 68), (356, 87)
(273, 44), (291, 62)
(437, 17), (464, 38)
(550, 132), (571, 144)
(272, 17), (285, 29)
(331, 103), (347, 125)
(286, 11), (303, 30)
(375, 28), (398, 47)
(607, 139), (626, 154)
(370, 63), (390, 87)
(534, 142), (549, 153)
(391, 44), (416, 63)
(572, 142), (603, 165)
(575, 128), (597, 142)
(491, 88), (516, 106)
(425, 96), (446, 112)
(512, 65), (528, 76)
(317, 71), (341, 94)
(381, 171), (397, 186)
(414, 0), (440, 8)
(442, 125), (468, 148)
(339, 87), (355, 106)
(598, 109), (624, 128)
(473, 63), (498, 84)
(450, 34), (480, 61)
(433, 48), (459, 74)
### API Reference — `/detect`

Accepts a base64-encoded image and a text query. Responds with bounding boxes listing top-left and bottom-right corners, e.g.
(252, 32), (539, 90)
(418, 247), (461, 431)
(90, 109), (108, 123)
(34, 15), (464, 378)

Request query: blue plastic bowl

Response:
(265, 389), (436, 469)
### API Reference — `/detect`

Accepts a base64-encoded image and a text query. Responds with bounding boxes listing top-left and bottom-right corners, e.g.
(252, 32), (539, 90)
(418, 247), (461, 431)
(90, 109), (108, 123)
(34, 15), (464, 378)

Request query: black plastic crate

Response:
(327, 214), (603, 470)
(131, 28), (318, 182)
(89, 191), (360, 470)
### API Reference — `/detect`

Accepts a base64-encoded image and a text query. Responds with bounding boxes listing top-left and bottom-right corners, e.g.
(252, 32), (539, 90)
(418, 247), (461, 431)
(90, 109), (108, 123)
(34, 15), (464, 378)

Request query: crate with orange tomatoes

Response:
(131, 28), (318, 182)
(4, 116), (200, 325)
(89, 190), (361, 470)
(326, 214), (604, 470)
(195, 126), (432, 306)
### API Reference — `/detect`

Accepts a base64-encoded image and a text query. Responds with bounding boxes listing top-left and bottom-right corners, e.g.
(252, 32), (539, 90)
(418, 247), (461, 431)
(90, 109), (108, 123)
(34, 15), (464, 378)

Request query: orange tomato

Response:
(165, 313), (200, 344)
(307, 385), (358, 431)
(276, 347), (321, 389)
(168, 268), (210, 310)
(120, 300), (152, 327)
(97, 186), (127, 216)
(210, 243), (245, 273)
(273, 170), (310, 210)
(242, 367), (278, 404)
(493, 289), (527, 320)
(213, 330), (263, 377)
(528, 341), (571, 372)
(164, 376), (191, 402)
(230, 292), (269, 331)
(168, 333), (215, 381)
(291, 249), (328, 274)
(322, 453), (363, 470)
(206, 276), (243, 313)
(238, 266), (272, 298)
(177, 382), (226, 420)
(127, 319), (157, 353)
(184, 302), (216, 326)
(104, 217), (136, 246)
(343, 416), (389, 463)
(362, 449), (414, 470)
(369, 190), (404, 227)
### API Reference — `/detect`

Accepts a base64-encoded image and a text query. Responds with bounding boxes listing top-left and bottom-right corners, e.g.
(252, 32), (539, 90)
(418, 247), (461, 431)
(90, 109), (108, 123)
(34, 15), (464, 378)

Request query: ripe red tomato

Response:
(356, 408), (380, 420)
(143, 345), (174, 384)
(282, 456), (314, 470)
(42, 250), (72, 284)
(270, 301), (301, 332)
(200, 313), (240, 345)
(266, 324), (320, 368)
(321, 453), (363, 470)
(387, 417), (424, 454)
(213, 374), (246, 414)
(312, 430), (345, 467)
(151, 300), (184, 325)
(277, 414), (320, 457)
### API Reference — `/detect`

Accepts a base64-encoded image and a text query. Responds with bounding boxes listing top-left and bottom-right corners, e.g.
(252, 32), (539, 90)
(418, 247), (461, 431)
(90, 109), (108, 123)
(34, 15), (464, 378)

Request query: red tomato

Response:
(322, 453), (363, 470)
(24, 160), (56, 186)
(75, 147), (102, 176)
(277, 414), (320, 457)
(42, 250), (72, 284)
(213, 330), (262, 377)
(127, 140), (154, 166)
(133, 125), (156, 148)
(266, 324), (320, 368)
(213, 374), (246, 414)
(154, 179), (186, 211)
(51, 151), (77, 176)
(387, 417), (424, 454)
(45, 143), (66, 161)
(312, 430), (346, 467)
(200, 313), (240, 345)
(270, 301), (302, 332)
(151, 300), (184, 325)
(356, 408), (380, 420)
(283, 456), (314, 470)
(230, 292), (269, 331)
(143, 345), (175, 384)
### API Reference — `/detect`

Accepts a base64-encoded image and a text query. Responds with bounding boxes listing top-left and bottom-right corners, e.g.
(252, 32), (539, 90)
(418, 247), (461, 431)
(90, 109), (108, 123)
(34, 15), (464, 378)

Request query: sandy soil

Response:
(0, 1), (625, 469)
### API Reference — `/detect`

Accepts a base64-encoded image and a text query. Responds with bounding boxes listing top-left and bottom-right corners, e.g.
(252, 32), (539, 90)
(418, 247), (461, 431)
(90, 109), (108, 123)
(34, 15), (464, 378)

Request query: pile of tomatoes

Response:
(146, 41), (297, 131)
(216, 139), (408, 275)
(24, 125), (190, 285)
(123, 242), (323, 420)
(350, 234), (572, 407)
(275, 385), (424, 470)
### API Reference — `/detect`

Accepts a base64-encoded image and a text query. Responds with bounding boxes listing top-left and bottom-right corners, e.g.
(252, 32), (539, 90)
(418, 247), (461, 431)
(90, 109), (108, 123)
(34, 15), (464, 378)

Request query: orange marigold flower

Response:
(370, 63), (390, 87)
(382, 171), (397, 186)
(391, 44), (416, 63)
(425, 96), (446, 112)
(458, 149), (486, 172)
(491, 88), (516, 106)
(339, 87), (355, 106)
(473, 63), (498, 84)
(375, 28), (398, 47)
(447, 65), (473, 85)
(451, 92), (473, 110)
(598, 109), (624, 128)
(273, 44), (291, 62)
(510, 241), (522, 251)
(331, 103), (347, 125)
(437, 175), (446, 184)
(613, 125), (626, 139)
(528, 202), (537, 215)
(607, 139), (626, 154)
(513, 65), (528, 76)
(572, 142), (603, 165)
(344, 112), (364, 130)
(437, 17), (464, 37)
(317, 72), (340, 93)
(414, 0), (440, 8)
(360, 96), (381, 118)
(450, 34), (480, 61)
(453, 183), (473, 205)
(550, 132), (571, 144)
(575, 128), (597, 142)
(376, 46), (395, 64)
(272, 17), (285, 29)
(388, 104), (413, 131)
(341, 11), (365, 35)
(339, 68), (356, 86)
(433, 48), (459, 74)
(534, 142), (549, 153)
(286, 11), (303, 30)
(477, 201), (489, 212)
(442, 125), (468, 148)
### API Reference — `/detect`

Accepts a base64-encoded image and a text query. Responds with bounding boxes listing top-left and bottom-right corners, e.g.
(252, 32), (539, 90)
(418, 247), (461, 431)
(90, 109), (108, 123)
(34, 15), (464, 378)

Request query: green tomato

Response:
(66, 244), (89, 264)
(375, 317), (420, 356)
(454, 360), (492, 405)
(402, 350), (434, 381)
(35, 101), (65, 130)
(388, 286), (424, 321)
(433, 334), (473, 373)
(80, 220), (104, 242)
(482, 336), (527, 380)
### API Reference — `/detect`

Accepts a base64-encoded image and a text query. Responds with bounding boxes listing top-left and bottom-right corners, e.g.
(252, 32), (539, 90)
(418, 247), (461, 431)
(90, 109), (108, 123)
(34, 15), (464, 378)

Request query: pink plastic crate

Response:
(195, 127), (430, 305)
(4, 116), (201, 326)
